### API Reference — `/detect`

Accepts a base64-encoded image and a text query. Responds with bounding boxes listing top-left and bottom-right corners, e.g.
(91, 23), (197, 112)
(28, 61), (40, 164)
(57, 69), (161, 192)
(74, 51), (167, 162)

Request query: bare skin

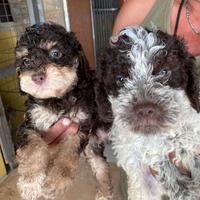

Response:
(43, 118), (79, 145)
(112, 0), (157, 36)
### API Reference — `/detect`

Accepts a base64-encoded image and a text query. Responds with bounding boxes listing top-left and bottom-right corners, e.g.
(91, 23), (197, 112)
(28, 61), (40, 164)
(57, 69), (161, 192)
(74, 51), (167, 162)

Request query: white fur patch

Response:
(111, 26), (165, 82)
(17, 173), (45, 200)
(69, 108), (89, 123)
(29, 104), (64, 131)
(29, 105), (89, 131)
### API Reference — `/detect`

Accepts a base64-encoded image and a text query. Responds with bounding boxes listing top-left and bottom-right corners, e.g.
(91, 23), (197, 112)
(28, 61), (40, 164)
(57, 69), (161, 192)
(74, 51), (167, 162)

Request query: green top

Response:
(142, 0), (173, 33)
(141, 0), (200, 67)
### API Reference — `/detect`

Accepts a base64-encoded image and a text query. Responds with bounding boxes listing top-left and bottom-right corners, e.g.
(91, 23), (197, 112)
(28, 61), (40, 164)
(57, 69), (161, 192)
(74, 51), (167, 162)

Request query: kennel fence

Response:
(91, 0), (119, 60)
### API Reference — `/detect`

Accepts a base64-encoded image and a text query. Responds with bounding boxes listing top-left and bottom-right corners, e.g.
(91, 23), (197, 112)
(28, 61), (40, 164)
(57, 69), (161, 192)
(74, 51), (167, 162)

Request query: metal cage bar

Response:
(91, 0), (119, 60)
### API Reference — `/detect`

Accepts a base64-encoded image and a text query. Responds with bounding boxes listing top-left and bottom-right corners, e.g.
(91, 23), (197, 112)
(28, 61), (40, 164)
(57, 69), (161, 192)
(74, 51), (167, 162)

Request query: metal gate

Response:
(91, 0), (119, 60)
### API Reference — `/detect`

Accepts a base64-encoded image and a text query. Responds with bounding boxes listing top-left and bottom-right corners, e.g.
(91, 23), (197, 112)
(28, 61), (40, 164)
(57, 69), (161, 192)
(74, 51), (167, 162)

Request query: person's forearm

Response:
(112, 0), (156, 35)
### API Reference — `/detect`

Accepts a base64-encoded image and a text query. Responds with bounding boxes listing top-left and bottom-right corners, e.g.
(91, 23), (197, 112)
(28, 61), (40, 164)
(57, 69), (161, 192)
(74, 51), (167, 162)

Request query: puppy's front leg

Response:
(85, 138), (113, 200)
(17, 130), (48, 200)
(42, 134), (80, 199)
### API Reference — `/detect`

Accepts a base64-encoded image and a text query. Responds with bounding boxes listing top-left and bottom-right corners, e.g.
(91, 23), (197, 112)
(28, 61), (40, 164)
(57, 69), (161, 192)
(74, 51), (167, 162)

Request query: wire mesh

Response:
(0, 0), (13, 22)
(0, 0), (30, 70)
(91, 0), (119, 59)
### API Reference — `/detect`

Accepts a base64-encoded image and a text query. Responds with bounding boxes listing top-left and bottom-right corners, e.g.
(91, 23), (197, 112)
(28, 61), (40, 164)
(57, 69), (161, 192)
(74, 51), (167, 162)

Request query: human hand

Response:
(42, 118), (80, 145)
(168, 152), (191, 177)
(150, 151), (191, 177)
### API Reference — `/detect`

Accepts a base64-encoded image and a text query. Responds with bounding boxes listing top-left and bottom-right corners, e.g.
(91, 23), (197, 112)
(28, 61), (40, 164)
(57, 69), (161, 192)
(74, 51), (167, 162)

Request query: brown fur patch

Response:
(39, 41), (57, 50)
(17, 131), (48, 175)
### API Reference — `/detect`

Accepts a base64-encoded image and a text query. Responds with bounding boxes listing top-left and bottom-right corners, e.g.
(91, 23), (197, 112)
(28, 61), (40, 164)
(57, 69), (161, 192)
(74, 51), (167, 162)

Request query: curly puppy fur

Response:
(95, 26), (200, 200)
(15, 22), (112, 200)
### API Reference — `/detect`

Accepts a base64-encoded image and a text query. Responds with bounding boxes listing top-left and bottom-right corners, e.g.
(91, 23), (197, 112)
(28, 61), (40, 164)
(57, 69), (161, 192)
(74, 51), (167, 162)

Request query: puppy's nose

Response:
(137, 107), (154, 117)
(32, 73), (46, 85)
(135, 103), (157, 118)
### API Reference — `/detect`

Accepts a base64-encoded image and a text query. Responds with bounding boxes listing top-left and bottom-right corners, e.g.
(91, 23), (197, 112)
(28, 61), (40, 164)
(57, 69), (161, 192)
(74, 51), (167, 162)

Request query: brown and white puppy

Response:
(95, 26), (200, 200)
(15, 22), (112, 200)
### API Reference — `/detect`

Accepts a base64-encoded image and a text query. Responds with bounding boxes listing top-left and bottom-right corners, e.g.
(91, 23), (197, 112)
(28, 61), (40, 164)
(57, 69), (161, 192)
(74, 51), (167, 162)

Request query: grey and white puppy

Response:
(95, 26), (200, 200)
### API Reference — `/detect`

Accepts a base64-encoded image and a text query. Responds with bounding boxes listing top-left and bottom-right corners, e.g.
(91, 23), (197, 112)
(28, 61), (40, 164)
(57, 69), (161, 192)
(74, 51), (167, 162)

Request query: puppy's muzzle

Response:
(133, 102), (163, 134)
(134, 102), (159, 119)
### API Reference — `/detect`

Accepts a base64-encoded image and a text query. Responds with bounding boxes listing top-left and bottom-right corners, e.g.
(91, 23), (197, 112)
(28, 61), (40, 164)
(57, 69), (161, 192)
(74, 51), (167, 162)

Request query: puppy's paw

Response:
(42, 167), (74, 199)
(16, 132), (49, 200)
(17, 173), (46, 200)
(42, 134), (80, 199)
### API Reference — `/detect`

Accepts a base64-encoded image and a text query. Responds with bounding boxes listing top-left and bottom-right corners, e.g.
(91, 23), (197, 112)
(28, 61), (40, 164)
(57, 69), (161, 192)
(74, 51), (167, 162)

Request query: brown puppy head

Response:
(15, 22), (87, 99)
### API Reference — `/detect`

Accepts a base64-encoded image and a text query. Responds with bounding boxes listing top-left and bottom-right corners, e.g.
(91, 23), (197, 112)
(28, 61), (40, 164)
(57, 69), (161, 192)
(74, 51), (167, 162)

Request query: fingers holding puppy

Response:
(43, 118), (80, 145)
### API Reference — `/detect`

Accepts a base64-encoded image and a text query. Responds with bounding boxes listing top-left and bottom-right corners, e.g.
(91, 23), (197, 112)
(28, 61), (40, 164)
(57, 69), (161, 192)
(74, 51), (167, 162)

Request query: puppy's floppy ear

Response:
(67, 32), (82, 52)
(67, 32), (91, 81)
(72, 53), (91, 82)
(172, 35), (200, 113)
(95, 60), (113, 123)
(76, 48), (92, 82)
(94, 81), (113, 123)
(186, 60), (200, 113)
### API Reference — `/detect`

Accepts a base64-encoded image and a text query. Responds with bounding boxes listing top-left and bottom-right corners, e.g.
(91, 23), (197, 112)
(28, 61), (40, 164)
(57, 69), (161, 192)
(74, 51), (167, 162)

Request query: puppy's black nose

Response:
(32, 72), (46, 85)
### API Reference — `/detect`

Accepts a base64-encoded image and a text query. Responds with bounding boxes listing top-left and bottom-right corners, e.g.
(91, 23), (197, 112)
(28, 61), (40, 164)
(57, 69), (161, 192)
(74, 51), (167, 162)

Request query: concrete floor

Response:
(0, 157), (122, 200)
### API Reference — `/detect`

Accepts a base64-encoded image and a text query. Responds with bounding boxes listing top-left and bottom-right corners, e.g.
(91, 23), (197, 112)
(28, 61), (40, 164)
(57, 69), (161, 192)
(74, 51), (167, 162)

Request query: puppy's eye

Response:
(49, 48), (62, 59)
(159, 68), (169, 77)
(155, 68), (171, 84)
(23, 58), (31, 67)
(116, 75), (125, 86)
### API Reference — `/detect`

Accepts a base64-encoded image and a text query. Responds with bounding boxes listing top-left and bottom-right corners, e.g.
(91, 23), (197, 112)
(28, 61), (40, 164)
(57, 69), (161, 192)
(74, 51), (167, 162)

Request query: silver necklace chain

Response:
(185, 0), (200, 35)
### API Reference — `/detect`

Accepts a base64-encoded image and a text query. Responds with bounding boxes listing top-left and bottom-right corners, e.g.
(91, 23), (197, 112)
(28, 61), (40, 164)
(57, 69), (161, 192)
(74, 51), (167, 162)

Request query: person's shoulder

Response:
(113, 0), (156, 35)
